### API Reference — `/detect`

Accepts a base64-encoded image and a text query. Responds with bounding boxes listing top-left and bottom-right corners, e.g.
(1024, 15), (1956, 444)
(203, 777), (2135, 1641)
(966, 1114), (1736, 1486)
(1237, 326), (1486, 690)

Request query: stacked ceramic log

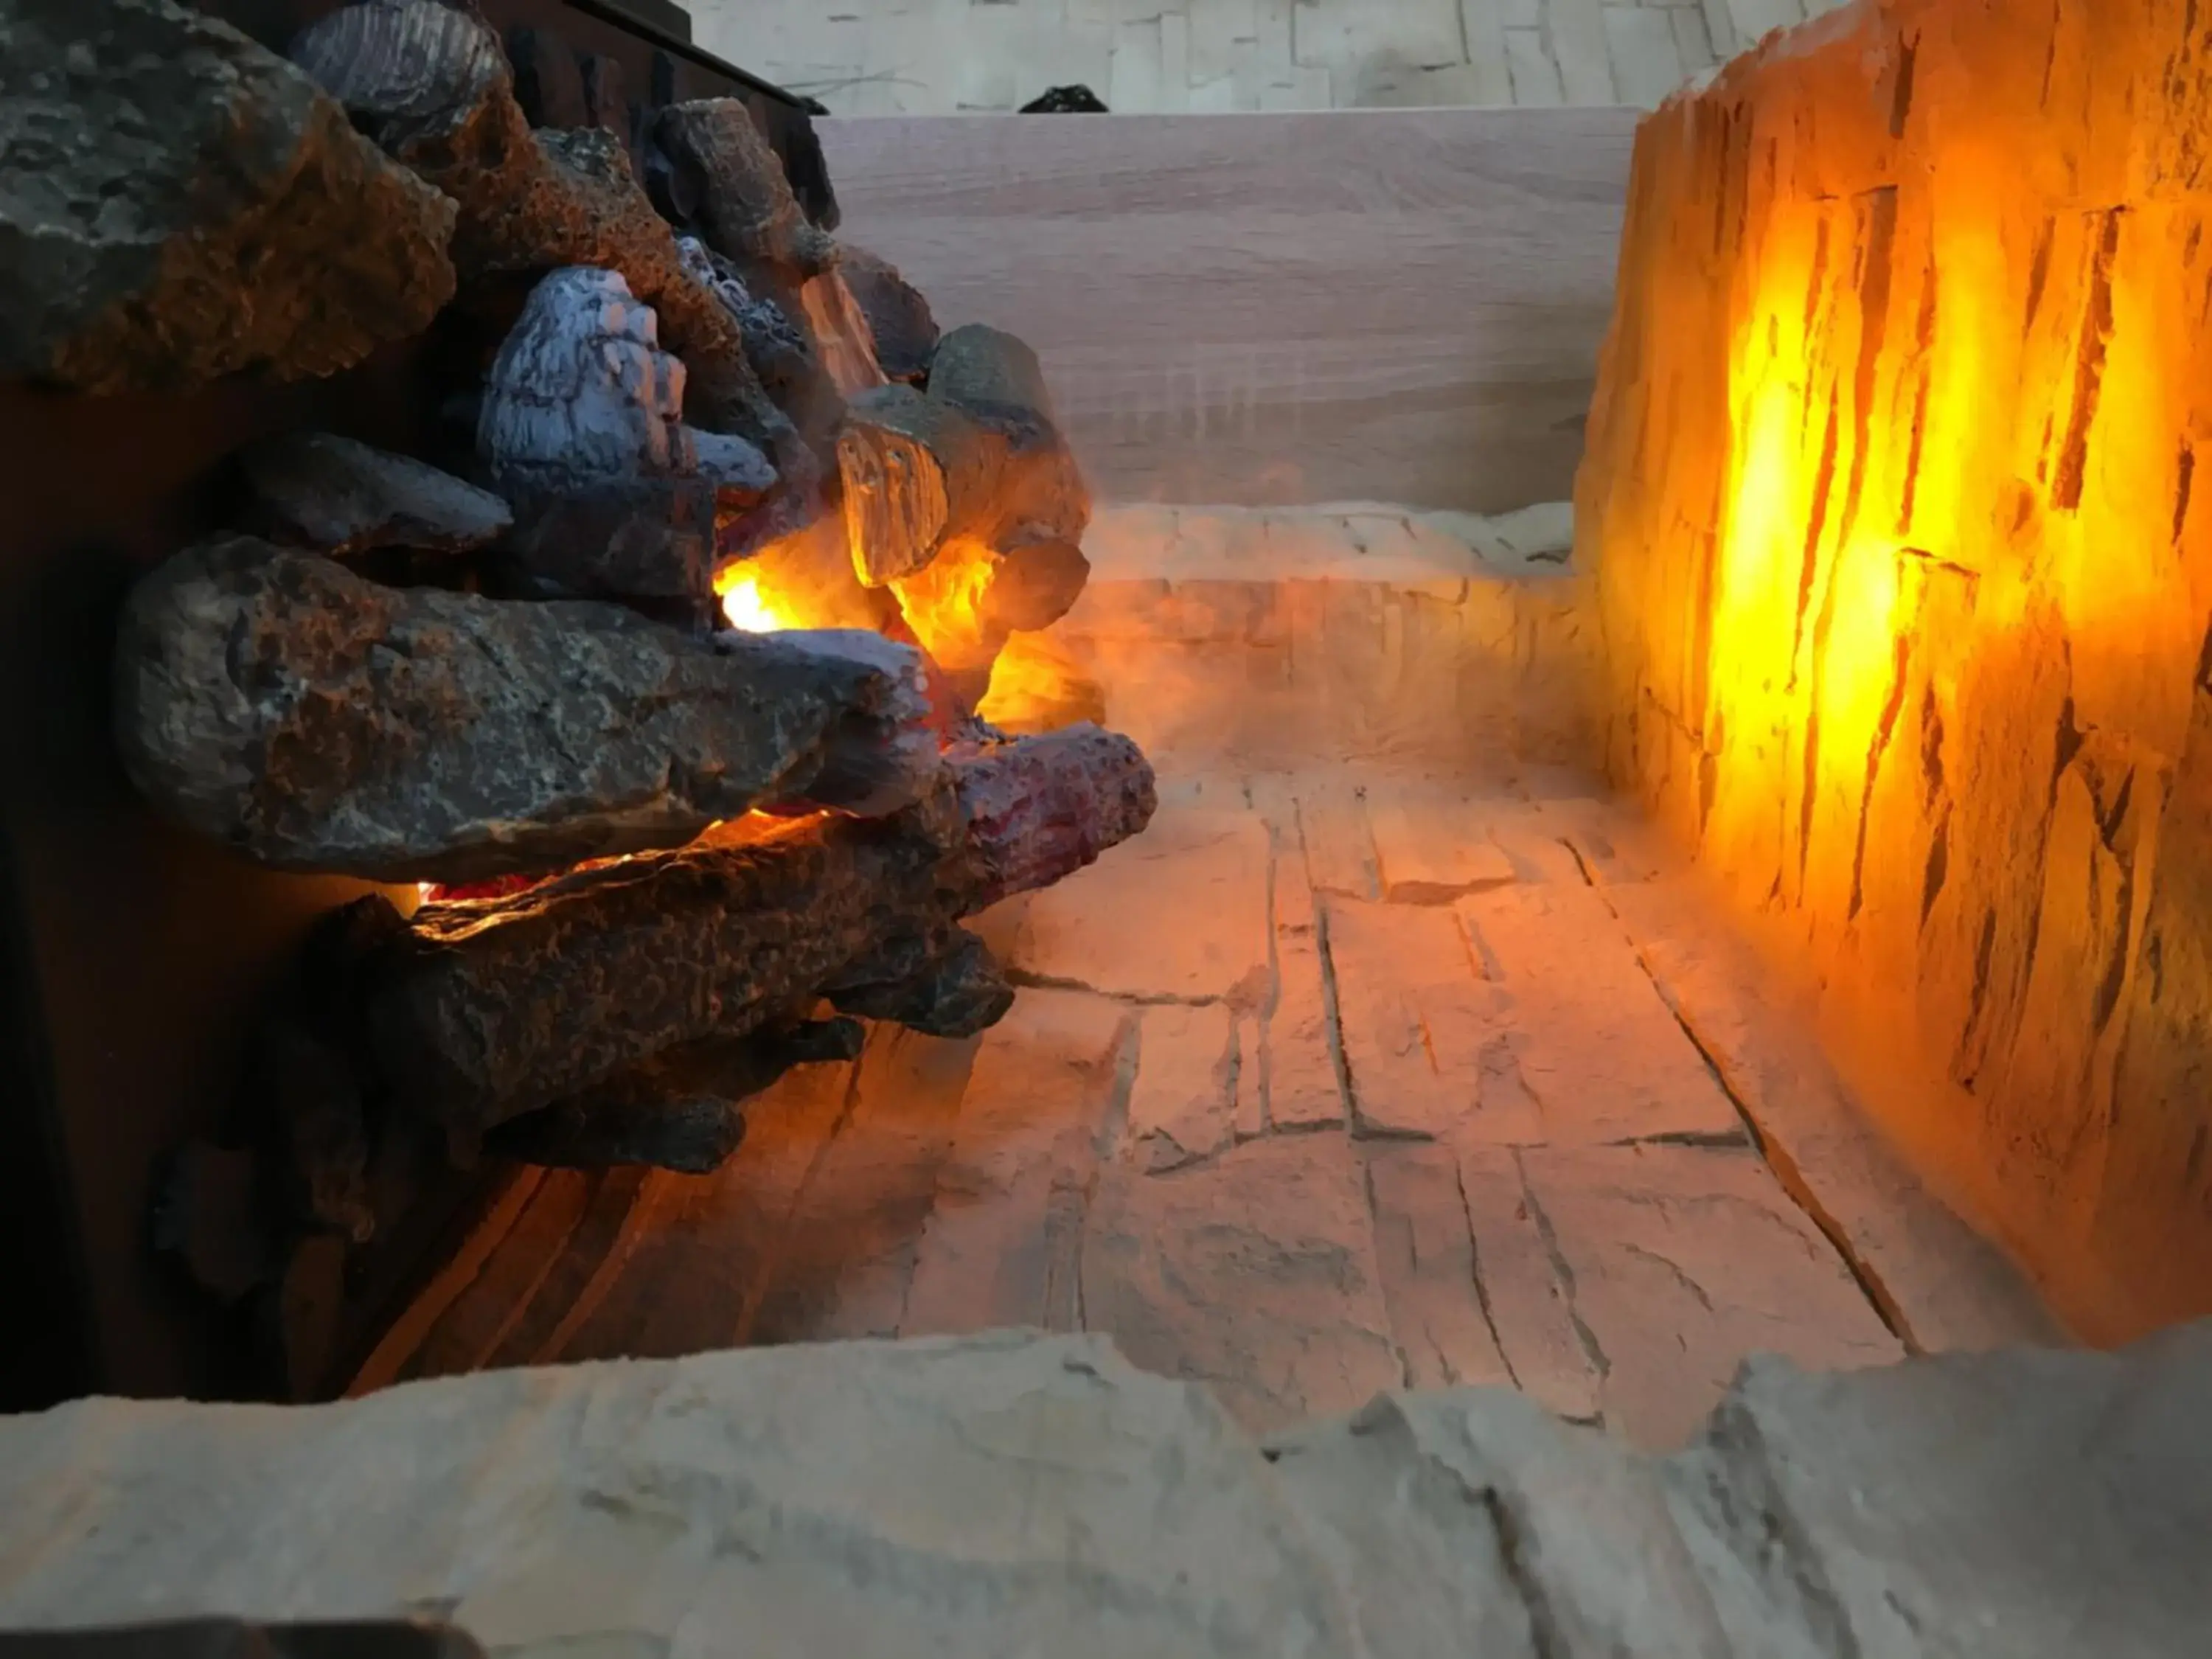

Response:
(6, 0), (1150, 1377)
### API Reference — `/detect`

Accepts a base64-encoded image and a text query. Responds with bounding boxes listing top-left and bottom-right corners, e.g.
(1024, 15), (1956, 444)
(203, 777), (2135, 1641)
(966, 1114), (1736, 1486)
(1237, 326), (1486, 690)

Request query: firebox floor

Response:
(352, 767), (2059, 1449)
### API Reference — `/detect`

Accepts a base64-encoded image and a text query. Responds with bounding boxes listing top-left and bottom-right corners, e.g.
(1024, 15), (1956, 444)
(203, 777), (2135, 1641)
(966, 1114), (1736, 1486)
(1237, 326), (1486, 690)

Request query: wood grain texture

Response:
(821, 108), (1637, 511)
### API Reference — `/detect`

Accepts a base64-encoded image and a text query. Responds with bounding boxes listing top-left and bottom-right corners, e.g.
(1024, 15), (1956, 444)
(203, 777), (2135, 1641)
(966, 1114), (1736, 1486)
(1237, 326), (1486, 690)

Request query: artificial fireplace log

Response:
(484, 1017), (864, 1174)
(240, 433), (514, 558)
(0, 0), (458, 396)
(288, 0), (785, 449)
(838, 246), (940, 386)
(360, 725), (1157, 1134)
(827, 929), (1015, 1038)
(980, 537), (1093, 633)
(489, 476), (723, 627)
(114, 538), (942, 883)
(655, 100), (839, 293)
(837, 325), (1090, 588)
(678, 236), (846, 474)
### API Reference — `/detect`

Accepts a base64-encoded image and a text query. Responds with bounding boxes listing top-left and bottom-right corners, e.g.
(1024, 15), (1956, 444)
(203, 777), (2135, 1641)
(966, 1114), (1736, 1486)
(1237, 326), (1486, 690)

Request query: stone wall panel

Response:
(1579, 0), (2212, 1337)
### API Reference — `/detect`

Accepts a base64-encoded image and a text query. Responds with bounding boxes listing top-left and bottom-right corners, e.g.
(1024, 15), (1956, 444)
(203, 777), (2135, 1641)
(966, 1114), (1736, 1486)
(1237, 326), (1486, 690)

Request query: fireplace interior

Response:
(7, 0), (2212, 1476)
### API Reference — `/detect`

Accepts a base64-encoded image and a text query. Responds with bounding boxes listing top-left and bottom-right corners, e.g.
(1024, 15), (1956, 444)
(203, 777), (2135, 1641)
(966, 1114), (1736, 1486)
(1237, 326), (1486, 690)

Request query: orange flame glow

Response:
(717, 566), (796, 633)
(889, 537), (1000, 672)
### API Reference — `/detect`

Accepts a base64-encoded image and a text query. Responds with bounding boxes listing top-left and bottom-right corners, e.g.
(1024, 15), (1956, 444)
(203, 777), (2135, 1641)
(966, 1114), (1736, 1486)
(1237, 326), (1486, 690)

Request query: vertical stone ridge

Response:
(2053, 208), (2124, 511)
(1847, 628), (1918, 921)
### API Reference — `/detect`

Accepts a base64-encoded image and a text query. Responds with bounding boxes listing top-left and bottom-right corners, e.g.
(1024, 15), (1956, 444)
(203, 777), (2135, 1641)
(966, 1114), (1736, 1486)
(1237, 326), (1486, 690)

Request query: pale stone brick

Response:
(1082, 1134), (1402, 1431)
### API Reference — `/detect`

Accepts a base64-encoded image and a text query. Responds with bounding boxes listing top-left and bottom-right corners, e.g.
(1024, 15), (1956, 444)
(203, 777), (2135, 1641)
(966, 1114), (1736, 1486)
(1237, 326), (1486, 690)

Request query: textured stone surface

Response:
(655, 97), (838, 289)
(1123, 1003), (1239, 1172)
(0, 0), (456, 394)
(290, 1), (779, 445)
(675, 235), (844, 464)
(1365, 782), (1518, 902)
(902, 990), (1127, 1335)
(4, 1326), (2205, 1658)
(489, 476), (721, 624)
(1082, 1134), (1402, 1433)
(1582, 847), (2063, 1355)
(344, 761), (2055, 1455)
(1007, 804), (1272, 1005)
(1455, 877), (1743, 1144)
(240, 433), (511, 557)
(1521, 1142), (1904, 1449)
(114, 538), (933, 882)
(1365, 1142), (1514, 1391)
(1326, 897), (1529, 1143)
(1458, 1145), (1604, 1422)
(0, 1334), (1366, 1657)
(1664, 1324), (2212, 1658)
(1265, 805), (1347, 1131)
(1579, 0), (2212, 1340)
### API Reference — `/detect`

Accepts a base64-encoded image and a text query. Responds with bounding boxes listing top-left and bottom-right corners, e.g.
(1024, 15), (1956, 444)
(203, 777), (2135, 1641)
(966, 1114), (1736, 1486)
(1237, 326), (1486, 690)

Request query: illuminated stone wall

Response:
(1580, 0), (2212, 1340)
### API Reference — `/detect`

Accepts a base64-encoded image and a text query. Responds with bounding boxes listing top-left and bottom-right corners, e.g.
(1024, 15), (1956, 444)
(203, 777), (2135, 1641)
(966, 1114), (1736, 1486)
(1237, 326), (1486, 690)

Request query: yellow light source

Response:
(719, 568), (785, 633)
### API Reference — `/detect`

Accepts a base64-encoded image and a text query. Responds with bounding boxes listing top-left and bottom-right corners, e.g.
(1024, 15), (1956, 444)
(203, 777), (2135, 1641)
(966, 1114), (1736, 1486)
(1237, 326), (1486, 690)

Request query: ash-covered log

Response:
(473, 265), (774, 622)
(359, 725), (1155, 1136)
(288, 0), (787, 452)
(240, 433), (513, 559)
(114, 538), (942, 883)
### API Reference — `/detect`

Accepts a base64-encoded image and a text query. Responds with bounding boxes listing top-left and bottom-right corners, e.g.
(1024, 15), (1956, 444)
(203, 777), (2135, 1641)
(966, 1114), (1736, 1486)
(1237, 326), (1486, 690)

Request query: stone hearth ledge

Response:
(0, 1326), (2202, 1657)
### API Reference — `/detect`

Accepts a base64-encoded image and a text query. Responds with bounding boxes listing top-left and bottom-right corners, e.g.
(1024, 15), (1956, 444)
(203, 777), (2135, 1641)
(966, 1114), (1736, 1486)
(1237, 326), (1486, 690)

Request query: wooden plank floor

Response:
(694, 0), (1859, 117)
(350, 769), (2054, 1448)
(821, 108), (1638, 512)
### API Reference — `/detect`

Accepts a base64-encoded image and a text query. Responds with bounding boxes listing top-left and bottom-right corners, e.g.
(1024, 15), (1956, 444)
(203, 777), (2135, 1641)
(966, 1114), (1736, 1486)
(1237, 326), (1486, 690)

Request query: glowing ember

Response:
(718, 568), (787, 633)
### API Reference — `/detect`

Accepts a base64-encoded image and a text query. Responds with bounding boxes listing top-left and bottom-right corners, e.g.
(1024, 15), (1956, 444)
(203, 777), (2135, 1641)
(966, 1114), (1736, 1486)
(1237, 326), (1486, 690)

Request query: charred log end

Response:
(838, 417), (951, 586)
(951, 724), (1158, 910)
(981, 537), (1091, 633)
(829, 930), (1015, 1038)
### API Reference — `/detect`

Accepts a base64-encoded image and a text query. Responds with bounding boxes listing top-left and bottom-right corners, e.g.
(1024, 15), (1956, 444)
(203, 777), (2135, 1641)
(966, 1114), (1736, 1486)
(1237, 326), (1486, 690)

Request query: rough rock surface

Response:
(288, 0), (779, 445)
(838, 243), (940, 384)
(675, 235), (844, 466)
(240, 433), (512, 557)
(0, 0), (456, 393)
(0, 1326), (2205, 1658)
(114, 538), (936, 883)
(1577, 0), (2212, 1340)
(476, 267), (696, 484)
(656, 98), (838, 291)
(475, 268), (775, 616)
(490, 476), (722, 625)
(363, 726), (1155, 1132)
